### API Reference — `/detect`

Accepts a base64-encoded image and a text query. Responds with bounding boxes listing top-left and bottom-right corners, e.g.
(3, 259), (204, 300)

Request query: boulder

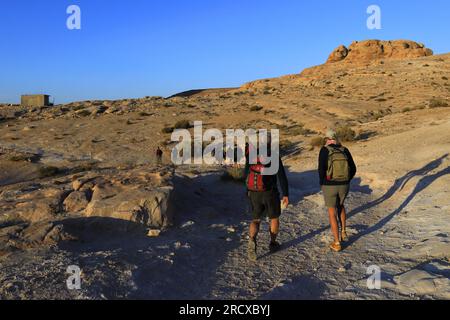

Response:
(63, 191), (90, 213)
(327, 45), (349, 63)
(15, 188), (66, 222)
(85, 186), (173, 229)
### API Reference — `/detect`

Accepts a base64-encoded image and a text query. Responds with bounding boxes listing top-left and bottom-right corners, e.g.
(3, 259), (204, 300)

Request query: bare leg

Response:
(270, 218), (279, 243)
(249, 220), (261, 241)
(328, 208), (340, 243)
(339, 205), (347, 233)
(248, 220), (260, 261)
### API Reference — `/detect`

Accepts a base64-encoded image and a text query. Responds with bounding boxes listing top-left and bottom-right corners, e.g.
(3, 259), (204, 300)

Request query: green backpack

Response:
(326, 146), (350, 182)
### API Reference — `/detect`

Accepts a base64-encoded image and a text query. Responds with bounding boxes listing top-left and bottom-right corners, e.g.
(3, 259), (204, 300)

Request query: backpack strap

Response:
(326, 145), (348, 159)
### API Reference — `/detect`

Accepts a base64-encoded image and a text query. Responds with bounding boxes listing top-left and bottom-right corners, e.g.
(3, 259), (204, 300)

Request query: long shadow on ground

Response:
(58, 172), (249, 299)
(279, 154), (449, 253)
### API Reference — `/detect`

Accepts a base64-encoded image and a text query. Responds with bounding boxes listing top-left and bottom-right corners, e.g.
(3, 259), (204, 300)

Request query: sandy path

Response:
(1, 159), (449, 299)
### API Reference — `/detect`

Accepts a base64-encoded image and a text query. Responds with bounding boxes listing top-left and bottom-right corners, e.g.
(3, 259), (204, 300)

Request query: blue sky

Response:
(1, 0), (449, 104)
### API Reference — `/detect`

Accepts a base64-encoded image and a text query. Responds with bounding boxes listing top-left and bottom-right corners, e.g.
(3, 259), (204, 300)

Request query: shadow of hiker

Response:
(347, 153), (448, 217)
(276, 154), (449, 254)
(344, 165), (450, 249)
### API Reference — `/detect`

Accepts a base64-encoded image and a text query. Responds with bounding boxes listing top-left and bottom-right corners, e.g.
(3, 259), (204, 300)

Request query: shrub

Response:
(71, 163), (97, 174)
(429, 98), (449, 109)
(174, 120), (192, 129)
(402, 107), (412, 113)
(250, 105), (263, 112)
(336, 126), (356, 142)
(76, 110), (91, 117)
(39, 166), (60, 178)
(9, 155), (32, 162)
(279, 139), (296, 153)
(161, 126), (174, 134)
(221, 167), (246, 183)
(310, 136), (325, 148)
(285, 124), (315, 136)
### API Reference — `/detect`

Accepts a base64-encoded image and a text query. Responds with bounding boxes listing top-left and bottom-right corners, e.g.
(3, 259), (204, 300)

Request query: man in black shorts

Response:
(245, 144), (289, 261)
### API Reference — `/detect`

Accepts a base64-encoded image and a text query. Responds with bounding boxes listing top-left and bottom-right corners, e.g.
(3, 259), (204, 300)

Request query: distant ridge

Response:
(169, 87), (237, 98)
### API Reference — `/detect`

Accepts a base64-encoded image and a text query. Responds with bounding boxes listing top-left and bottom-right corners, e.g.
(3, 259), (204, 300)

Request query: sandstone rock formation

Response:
(326, 40), (433, 65)
(0, 165), (175, 253)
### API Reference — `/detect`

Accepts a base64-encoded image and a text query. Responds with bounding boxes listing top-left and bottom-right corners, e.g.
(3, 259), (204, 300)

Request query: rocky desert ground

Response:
(0, 40), (449, 299)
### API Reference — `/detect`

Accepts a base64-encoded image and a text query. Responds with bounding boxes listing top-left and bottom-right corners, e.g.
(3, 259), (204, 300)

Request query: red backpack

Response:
(246, 157), (267, 192)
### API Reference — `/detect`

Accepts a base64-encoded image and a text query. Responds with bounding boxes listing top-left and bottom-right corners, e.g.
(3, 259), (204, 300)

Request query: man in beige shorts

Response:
(318, 129), (357, 252)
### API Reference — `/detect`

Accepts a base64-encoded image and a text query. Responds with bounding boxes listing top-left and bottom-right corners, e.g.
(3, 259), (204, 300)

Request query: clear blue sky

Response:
(1, 0), (449, 104)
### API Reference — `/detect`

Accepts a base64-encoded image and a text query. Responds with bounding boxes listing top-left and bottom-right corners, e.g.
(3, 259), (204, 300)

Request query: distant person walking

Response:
(245, 137), (289, 261)
(156, 146), (163, 165)
(318, 129), (356, 252)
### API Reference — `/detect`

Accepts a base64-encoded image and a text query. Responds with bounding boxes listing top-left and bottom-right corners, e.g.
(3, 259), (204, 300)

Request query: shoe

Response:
(269, 241), (281, 252)
(329, 241), (342, 252)
(248, 239), (257, 261)
(341, 231), (349, 242)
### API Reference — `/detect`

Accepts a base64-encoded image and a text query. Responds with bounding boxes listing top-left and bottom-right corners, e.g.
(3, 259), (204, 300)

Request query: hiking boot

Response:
(269, 241), (281, 252)
(341, 231), (349, 242)
(329, 241), (342, 252)
(248, 239), (257, 261)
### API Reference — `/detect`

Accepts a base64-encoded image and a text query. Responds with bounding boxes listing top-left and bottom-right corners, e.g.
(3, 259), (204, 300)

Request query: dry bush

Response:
(174, 120), (192, 129)
(161, 126), (174, 134)
(221, 167), (246, 183)
(9, 155), (33, 162)
(429, 98), (449, 109)
(336, 126), (356, 142)
(310, 136), (325, 148)
(402, 107), (412, 113)
(76, 110), (91, 117)
(279, 139), (297, 154)
(250, 105), (263, 112)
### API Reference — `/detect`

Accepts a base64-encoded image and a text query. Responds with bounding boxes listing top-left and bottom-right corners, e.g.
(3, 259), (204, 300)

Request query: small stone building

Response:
(21, 94), (51, 107)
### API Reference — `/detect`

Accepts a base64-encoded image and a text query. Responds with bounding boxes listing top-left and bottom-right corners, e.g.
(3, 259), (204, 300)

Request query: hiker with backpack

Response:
(245, 137), (289, 261)
(318, 129), (357, 252)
